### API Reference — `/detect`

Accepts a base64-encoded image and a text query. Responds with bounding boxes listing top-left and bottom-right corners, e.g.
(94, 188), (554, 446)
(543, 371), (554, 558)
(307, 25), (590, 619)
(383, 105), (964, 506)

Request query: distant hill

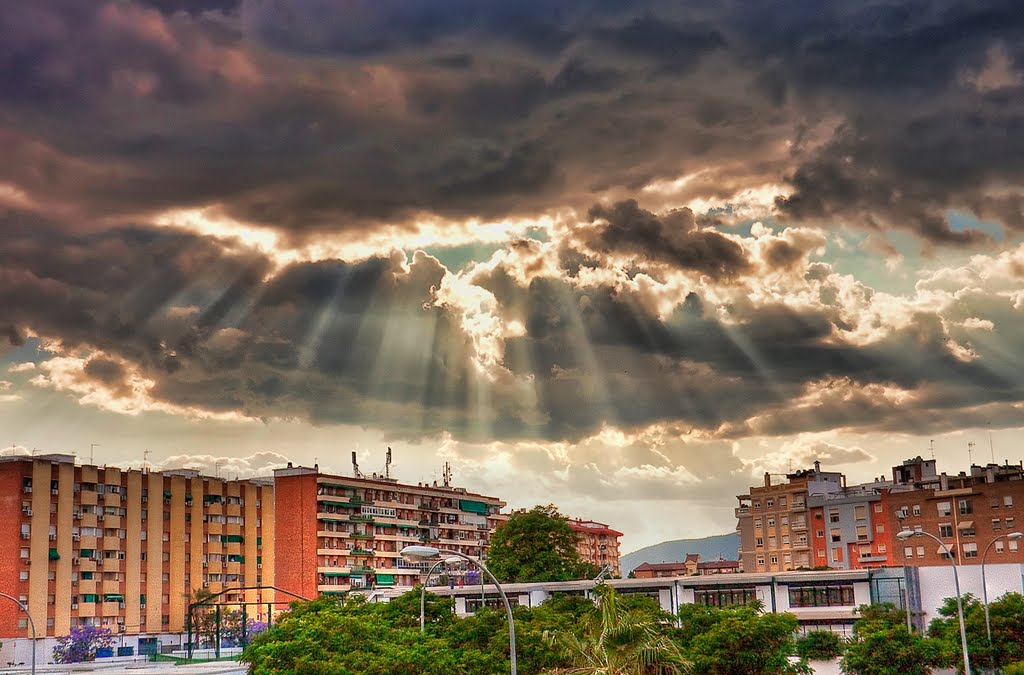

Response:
(620, 532), (740, 576)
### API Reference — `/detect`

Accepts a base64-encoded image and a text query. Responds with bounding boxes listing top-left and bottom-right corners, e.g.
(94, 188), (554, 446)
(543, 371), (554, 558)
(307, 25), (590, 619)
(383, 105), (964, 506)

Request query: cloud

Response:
(157, 450), (290, 479)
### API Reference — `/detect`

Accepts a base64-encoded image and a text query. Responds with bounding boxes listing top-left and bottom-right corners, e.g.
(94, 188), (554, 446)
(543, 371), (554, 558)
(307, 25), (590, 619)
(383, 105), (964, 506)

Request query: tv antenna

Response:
(143, 449), (150, 471)
(442, 462), (452, 488)
(351, 451), (365, 479)
(90, 443), (101, 465)
(929, 440), (934, 459)
(385, 447), (392, 480)
(967, 442), (975, 467)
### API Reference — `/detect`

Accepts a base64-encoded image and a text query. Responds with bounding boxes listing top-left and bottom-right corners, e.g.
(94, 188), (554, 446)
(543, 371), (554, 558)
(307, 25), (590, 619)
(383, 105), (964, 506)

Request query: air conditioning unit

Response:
(72, 557), (80, 565)
(23, 559), (31, 565)
(49, 534), (57, 541)
(51, 489), (59, 496)
(73, 512), (82, 520)
(256, 563), (262, 569)
(20, 532), (30, 540)
(71, 603), (78, 609)
(71, 580), (78, 586)
(22, 508), (32, 516)
(72, 534), (80, 542)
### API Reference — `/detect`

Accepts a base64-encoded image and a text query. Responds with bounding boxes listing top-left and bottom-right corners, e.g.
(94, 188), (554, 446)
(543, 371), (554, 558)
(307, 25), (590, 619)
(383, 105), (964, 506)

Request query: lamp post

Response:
(0, 591), (36, 675)
(401, 545), (517, 675)
(898, 529), (970, 675)
(420, 556), (461, 633)
(981, 531), (1023, 645)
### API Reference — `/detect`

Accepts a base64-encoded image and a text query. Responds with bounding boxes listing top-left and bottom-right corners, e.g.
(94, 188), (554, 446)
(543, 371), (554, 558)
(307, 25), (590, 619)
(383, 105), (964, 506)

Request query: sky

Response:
(2, 0), (1024, 554)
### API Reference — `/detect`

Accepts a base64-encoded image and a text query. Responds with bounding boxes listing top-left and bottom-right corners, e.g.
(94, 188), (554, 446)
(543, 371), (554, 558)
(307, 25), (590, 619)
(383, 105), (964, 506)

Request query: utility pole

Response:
(89, 443), (100, 465)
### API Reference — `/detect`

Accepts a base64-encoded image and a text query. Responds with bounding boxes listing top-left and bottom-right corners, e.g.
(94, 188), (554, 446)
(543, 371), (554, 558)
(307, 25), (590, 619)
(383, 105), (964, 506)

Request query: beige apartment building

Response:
(0, 454), (275, 643)
(736, 462), (845, 573)
(567, 519), (623, 577)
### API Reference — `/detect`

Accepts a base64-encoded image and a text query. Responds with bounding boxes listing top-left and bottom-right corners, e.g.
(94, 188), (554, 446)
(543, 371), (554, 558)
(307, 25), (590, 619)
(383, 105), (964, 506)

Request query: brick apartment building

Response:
(273, 464), (506, 600)
(567, 519), (623, 577)
(738, 456), (1024, 572)
(0, 454), (274, 642)
(632, 554), (740, 578)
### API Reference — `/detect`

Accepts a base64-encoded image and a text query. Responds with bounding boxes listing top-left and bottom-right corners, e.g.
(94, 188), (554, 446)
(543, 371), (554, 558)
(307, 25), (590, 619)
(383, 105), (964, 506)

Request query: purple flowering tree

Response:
(52, 625), (114, 663)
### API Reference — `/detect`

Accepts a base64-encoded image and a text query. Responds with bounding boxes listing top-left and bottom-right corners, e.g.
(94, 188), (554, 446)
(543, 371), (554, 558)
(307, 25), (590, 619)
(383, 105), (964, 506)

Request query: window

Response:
(816, 530), (825, 538)
(755, 537), (763, 547)
(991, 496), (1001, 509)
(959, 499), (972, 515)
(829, 509), (840, 523)
(770, 555), (778, 565)
(768, 537), (777, 547)
(1005, 495), (1014, 508)
(782, 535), (790, 545)
(854, 505), (866, 520)
(904, 546), (914, 558)
(993, 519), (1002, 531)
(753, 500), (761, 509)
(874, 503), (883, 513)
(1007, 517), (1016, 530)
(779, 497), (787, 507)
(963, 543), (978, 558)
(912, 504), (921, 516)
(856, 525), (869, 541)
(1010, 539), (1019, 552)
(754, 518), (763, 528)
(938, 524), (954, 538)
(756, 557), (765, 567)
(876, 524), (885, 533)
(781, 516), (789, 527)
(766, 499), (774, 508)
(831, 547), (843, 562)
(960, 523), (976, 537)
(694, 586), (758, 607)
(877, 544), (887, 553)
(995, 541), (1005, 554)
(830, 528), (841, 543)
(937, 501), (951, 517)
(788, 583), (855, 607)
(767, 517), (776, 528)
(916, 546), (925, 557)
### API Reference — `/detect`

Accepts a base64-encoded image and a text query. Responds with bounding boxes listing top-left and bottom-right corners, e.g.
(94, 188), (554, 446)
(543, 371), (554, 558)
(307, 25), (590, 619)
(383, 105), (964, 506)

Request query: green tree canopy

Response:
(486, 504), (600, 583)
(927, 592), (1024, 672)
(677, 603), (808, 675)
(841, 603), (948, 675)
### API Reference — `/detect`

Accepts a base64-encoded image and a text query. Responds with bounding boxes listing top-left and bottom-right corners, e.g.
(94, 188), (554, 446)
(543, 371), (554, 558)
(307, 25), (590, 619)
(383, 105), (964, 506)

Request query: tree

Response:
(927, 592), (1024, 672)
(794, 630), (844, 661)
(547, 585), (688, 674)
(677, 603), (809, 675)
(486, 504), (599, 583)
(841, 604), (948, 675)
(52, 625), (114, 663)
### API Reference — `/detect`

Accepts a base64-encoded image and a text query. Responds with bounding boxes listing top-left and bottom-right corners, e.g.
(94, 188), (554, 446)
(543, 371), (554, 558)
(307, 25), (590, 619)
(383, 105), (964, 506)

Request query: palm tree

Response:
(547, 585), (689, 674)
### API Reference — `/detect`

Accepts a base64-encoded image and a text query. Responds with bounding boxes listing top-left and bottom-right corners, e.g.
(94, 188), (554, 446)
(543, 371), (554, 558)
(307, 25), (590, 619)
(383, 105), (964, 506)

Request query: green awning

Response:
(221, 534), (244, 543)
(227, 555), (244, 563)
(319, 517), (347, 523)
(48, 548), (60, 560)
(103, 594), (124, 602)
(459, 499), (490, 515)
(322, 571), (350, 577)
(375, 574), (395, 586)
(82, 594), (99, 603)
(80, 549), (95, 557)
(321, 483), (355, 491)
(163, 491), (172, 498)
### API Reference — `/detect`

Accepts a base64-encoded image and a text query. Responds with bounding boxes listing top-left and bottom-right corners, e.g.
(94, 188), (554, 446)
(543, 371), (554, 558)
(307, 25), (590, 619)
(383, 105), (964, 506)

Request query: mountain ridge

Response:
(620, 532), (740, 575)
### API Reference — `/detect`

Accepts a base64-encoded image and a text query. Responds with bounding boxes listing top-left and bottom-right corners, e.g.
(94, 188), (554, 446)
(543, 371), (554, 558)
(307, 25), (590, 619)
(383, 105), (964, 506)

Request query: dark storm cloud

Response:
(2, 0), (1023, 242)
(585, 200), (752, 279)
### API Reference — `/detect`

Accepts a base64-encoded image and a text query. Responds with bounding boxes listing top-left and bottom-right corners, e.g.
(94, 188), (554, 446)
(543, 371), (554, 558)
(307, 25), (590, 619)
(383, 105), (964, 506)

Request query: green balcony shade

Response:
(459, 499), (490, 515)
(220, 534), (244, 543)
(375, 574), (395, 586)
(82, 594), (99, 603)
(103, 594), (124, 602)
(49, 548), (60, 560)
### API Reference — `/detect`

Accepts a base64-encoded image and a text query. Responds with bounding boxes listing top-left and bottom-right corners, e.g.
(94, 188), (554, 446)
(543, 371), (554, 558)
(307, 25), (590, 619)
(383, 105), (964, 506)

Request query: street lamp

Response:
(420, 556), (461, 633)
(981, 531), (1023, 645)
(0, 591), (36, 675)
(401, 545), (517, 675)
(897, 529), (970, 675)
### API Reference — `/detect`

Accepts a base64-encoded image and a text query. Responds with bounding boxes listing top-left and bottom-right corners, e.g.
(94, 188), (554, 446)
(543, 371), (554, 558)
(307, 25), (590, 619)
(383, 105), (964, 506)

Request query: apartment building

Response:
(808, 483), (893, 570)
(273, 464), (506, 600)
(736, 462), (844, 572)
(567, 519), (623, 577)
(0, 454), (275, 643)
(885, 458), (1024, 566)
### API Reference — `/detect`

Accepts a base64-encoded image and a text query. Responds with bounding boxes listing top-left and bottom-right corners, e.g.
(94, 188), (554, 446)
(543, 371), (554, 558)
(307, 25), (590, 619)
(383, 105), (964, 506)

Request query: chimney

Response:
(814, 460), (821, 473)
(764, 472), (771, 487)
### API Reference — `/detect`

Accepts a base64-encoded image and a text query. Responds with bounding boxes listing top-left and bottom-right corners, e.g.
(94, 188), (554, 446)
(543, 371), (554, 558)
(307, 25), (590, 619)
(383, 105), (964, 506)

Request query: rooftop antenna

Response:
(215, 460), (223, 478)
(351, 451), (365, 479)
(989, 430), (995, 464)
(90, 443), (101, 465)
(442, 462), (452, 488)
(385, 447), (392, 480)
(929, 439), (934, 459)
(143, 449), (150, 472)
(967, 442), (975, 467)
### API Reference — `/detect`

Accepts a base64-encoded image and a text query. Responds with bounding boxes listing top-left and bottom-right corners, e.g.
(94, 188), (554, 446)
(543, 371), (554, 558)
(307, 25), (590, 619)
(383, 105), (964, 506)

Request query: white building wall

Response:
(917, 563), (1024, 625)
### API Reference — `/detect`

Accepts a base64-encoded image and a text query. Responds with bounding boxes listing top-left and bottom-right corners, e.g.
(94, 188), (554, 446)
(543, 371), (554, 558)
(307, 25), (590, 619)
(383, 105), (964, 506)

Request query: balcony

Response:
(350, 532), (374, 540)
(350, 515), (375, 523)
(349, 549), (375, 556)
(350, 565), (374, 574)
(419, 503), (440, 512)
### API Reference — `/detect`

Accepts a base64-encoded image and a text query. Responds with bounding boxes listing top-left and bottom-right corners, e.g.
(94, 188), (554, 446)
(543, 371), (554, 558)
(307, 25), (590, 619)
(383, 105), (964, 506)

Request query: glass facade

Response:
(787, 583), (855, 607)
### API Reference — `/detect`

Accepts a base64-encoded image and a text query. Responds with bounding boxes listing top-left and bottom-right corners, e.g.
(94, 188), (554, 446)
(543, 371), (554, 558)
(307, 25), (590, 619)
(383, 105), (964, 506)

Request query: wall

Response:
(917, 562), (1024, 625)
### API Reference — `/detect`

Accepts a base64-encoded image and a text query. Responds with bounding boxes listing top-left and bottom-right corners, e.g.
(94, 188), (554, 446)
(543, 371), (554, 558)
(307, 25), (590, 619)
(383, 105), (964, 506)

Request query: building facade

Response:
(567, 519), (623, 577)
(272, 464), (506, 601)
(736, 462), (845, 573)
(0, 454), (275, 642)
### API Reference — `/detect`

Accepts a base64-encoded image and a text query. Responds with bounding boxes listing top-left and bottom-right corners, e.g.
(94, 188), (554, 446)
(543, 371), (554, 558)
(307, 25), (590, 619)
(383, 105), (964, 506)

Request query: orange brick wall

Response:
(273, 474), (319, 605)
(0, 465), (25, 636)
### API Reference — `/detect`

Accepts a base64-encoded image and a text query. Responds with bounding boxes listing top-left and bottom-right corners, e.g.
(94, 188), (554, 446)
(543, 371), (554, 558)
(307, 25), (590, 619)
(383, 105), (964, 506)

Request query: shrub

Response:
(795, 630), (844, 660)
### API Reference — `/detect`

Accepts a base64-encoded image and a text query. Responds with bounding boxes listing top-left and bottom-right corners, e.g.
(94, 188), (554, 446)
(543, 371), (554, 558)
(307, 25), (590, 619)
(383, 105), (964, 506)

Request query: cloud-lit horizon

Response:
(2, 0), (1023, 552)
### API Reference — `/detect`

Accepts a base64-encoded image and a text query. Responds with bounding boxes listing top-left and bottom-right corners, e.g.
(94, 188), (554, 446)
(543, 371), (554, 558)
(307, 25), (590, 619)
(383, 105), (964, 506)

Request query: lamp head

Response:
(401, 545), (441, 562)
(1007, 532), (1024, 541)
(896, 529), (916, 541)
